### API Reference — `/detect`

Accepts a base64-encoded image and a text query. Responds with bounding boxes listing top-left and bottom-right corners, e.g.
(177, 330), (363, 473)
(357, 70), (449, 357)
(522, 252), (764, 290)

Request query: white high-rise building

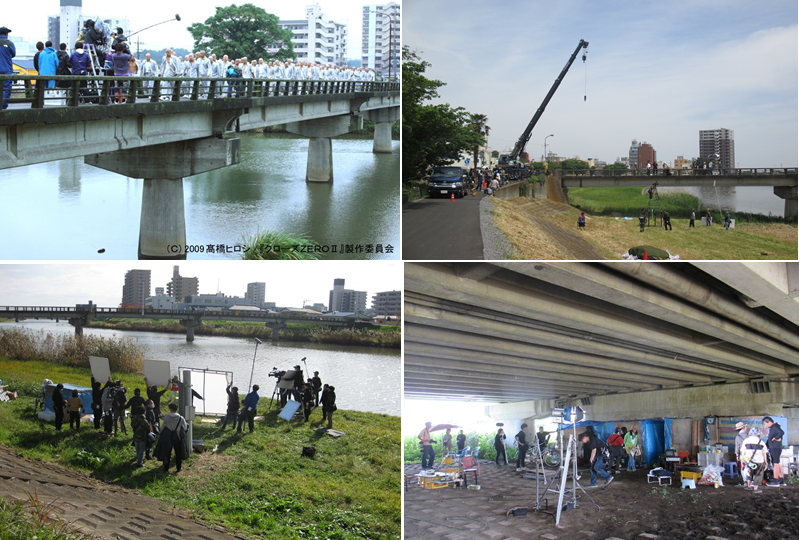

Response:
(362, 2), (400, 80)
(245, 282), (266, 307)
(328, 278), (367, 313)
(272, 5), (348, 65)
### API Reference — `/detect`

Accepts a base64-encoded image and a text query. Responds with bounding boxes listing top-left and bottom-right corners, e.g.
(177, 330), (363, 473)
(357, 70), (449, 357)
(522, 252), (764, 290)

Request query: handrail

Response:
(0, 74), (399, 110)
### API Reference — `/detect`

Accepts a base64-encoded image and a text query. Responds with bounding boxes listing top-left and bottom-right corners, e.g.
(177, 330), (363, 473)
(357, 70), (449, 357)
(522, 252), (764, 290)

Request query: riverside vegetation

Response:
(0, 357), (400, 540)
(85, 318), (401, 349)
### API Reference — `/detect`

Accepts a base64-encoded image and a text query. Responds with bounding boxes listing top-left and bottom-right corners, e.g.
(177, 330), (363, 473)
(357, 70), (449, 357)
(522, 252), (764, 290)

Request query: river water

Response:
(0, 321), (400, 416)
(0, 134), (400, 260)
(658, 186), (784, 217)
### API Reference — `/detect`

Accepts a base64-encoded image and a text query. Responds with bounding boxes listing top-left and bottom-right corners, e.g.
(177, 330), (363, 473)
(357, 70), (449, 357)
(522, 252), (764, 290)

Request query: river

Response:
(0, 320), (400, 416)
(0, 133), (400, 260)
(658, 186), (785, 217)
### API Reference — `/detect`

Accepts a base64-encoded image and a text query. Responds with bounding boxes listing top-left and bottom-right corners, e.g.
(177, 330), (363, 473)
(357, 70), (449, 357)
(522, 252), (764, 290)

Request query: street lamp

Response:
(544, 134), (554, 173)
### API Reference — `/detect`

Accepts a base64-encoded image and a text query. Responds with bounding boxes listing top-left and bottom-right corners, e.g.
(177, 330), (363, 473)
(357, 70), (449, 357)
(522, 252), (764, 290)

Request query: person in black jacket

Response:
(494, 428), (507, 465)
(220, 384), (240, 430)
(55, 43), (71, 88)
(52, 383), (66, 431)
(125, 388), (146, 411)
(301, 381), (314, 422)
(323, 385), (336, 429)
(763, 416), (786, 486)
(145, 379), (168, 422)
(320, 384), (330, 421)
(515, 424), (529, 471)
(311, 371), (322, 407)
(579, 431), (614, 488)
(33, 41), (44, 72)
(90, 377), (109, 429)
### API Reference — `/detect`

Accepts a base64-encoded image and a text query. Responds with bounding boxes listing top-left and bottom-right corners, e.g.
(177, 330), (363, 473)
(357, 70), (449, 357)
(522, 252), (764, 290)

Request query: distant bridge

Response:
(555, 168), (798, 216)
(0, 304), (367, 342)
(0, 75), (400, 258)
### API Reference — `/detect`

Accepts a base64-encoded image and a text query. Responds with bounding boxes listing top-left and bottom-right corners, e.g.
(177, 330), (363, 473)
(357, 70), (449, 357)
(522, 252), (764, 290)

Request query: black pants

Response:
(93, 405), (102, 429)
(163, 439), (183, 471)
(237, 409), (255, 432)
(517, 444), (528, 469)
(54, 407), (64, 431)
(69, 411), (81, 430)
(495, 445), (507, 465)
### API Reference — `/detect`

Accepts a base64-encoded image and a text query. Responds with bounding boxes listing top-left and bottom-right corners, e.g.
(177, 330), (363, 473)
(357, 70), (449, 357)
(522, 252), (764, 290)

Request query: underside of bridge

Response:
(405, 262), (799, 428)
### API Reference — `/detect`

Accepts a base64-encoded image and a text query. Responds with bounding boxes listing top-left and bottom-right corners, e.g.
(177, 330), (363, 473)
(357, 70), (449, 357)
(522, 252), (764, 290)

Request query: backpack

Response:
(170, 422), (186, 445)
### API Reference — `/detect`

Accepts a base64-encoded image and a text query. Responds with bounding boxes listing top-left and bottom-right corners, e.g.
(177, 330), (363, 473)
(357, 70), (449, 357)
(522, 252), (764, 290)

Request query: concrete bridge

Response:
(1, 303), (366, 342)
(405, 262), (799, 428)
(555, 168), (799, 217)
(0, 75), (399, 258)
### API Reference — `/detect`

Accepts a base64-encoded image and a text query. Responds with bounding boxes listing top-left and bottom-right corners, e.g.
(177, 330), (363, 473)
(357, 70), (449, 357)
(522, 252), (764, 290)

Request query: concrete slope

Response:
(0, 445), (243, 540)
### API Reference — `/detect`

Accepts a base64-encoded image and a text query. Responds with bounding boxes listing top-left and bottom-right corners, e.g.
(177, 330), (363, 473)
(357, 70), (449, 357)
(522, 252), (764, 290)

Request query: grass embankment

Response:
(0, 495), (94, 540)
(85, 319), (401, 349)
(493, 198), (798, 260)
(0, 358), (401, 540)
(569, 186), (795, 224)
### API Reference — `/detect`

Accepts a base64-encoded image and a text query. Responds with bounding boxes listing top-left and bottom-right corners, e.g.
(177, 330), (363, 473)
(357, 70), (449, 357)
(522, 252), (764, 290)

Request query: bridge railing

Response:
(561, 167), (797, 177)
(0, 74), (399, 109)
(0, 305), (359, 324)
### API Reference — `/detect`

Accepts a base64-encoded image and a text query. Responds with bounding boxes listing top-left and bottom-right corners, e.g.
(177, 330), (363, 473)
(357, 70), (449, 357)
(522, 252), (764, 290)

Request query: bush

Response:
(0, 328), (144, 374)
(404, 431), (519, 463)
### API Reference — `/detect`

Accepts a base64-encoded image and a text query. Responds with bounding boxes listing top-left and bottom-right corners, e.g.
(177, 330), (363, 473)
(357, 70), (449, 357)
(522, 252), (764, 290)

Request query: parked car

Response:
(427, 166), (467, 198)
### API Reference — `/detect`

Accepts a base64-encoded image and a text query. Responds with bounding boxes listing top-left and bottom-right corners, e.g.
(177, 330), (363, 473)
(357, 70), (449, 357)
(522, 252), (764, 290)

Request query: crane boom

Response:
(503, 39), (588, 165)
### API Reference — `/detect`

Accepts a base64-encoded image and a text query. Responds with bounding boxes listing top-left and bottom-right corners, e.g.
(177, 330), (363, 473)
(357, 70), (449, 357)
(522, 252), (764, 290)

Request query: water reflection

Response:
(0, 134), (399, 259)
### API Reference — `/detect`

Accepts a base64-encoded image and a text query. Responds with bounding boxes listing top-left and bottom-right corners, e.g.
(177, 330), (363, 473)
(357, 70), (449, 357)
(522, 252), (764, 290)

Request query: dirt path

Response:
(0, 445), (243, 540)
(494, 199), (606, 260)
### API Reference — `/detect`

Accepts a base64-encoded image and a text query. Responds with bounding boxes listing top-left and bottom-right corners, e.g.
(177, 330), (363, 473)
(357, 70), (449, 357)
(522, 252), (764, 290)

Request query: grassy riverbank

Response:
(85, 318), (401, 349)
(493, 198), (798, 260)
(568, 186), (795, 224)
(0, 358), (400, 539)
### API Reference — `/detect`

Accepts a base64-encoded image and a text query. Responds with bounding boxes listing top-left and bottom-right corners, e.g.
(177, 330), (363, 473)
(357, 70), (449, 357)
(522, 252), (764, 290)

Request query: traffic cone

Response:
(644, 249), (648, 260)
(450, 193), (455, 202)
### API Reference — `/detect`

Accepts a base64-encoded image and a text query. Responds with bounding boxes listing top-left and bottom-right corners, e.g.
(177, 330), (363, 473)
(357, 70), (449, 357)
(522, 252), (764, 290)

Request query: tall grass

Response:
(240, 229), (321, 260)
(0, 328), (144, 373)
(87, 319), (402, 349)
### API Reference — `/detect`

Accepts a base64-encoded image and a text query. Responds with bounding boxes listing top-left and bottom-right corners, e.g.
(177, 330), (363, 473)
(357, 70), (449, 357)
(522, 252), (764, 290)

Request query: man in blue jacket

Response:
(0, 26), (15, 110)
(237, 384), (260, 434)
(38, 41), (59, 88)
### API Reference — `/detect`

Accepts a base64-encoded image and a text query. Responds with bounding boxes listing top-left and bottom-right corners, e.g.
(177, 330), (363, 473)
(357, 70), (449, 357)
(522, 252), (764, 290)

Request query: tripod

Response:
(554, 430), (600, 527)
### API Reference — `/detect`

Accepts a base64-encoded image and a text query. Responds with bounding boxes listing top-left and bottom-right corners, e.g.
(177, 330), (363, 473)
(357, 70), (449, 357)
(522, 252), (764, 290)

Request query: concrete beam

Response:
(406, 264), (788, 376)
(85, 137), (241, 180)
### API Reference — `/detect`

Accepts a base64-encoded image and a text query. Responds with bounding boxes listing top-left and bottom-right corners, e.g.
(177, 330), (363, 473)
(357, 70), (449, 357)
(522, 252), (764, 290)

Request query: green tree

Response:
(560, 158), (590, 170)
(491, 150), (499, 158)
(402, 47), (484, 186)
(187, 4), (295, 61)
(468, 113), (490, 171)
(603, 162), (629, 170)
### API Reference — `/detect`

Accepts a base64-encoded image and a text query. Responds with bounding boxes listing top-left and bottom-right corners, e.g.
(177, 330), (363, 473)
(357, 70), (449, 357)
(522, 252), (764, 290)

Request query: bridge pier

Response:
(286, 115), (360, 182)
(266, 323), (286, 343)
(362, 108), (399, 153)
(85, 138), (241, 259)
(180, 319), (201, 342)
(774, 186), (798, 218)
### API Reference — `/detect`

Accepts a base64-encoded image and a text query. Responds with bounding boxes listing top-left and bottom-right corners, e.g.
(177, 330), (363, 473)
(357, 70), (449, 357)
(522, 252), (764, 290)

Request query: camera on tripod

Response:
(268, 368), (286, 379)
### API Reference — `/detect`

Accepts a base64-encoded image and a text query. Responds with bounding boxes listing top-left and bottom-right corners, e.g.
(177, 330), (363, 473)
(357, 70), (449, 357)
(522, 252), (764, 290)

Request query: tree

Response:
(402, 47), (484, 185)
(468, 113), (490, 171)
(187, 4), (295, 61)
(604, 162), (629, 170)
(560, 158), (590, 170)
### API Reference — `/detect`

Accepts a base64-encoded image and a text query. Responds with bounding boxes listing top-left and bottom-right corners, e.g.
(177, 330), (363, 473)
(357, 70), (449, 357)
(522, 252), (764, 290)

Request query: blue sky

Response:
(404, 0), (798, 167)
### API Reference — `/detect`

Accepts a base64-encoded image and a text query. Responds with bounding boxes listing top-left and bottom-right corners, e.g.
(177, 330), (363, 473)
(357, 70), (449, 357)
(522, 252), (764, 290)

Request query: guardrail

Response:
(560, 168), (798, 177)
(0, 74), (399, 109)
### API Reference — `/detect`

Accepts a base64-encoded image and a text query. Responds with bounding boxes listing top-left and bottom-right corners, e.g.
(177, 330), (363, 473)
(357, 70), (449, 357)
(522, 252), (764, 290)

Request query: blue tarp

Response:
(641, 419), (665, 466)
(43, 383), (93, 413)
(664, 418), (673, 450)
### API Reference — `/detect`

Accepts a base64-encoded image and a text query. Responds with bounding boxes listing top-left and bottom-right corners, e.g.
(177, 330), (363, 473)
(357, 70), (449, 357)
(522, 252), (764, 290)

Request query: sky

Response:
(404, 0), (798, 168)
(0, 261), (401, 308)
(5, 0), (377, 59)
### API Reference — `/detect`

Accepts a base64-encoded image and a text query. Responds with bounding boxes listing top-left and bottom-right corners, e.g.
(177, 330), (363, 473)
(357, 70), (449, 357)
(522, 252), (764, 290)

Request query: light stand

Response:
(550, 407), (599, 527)
(247, 337), (261, 391)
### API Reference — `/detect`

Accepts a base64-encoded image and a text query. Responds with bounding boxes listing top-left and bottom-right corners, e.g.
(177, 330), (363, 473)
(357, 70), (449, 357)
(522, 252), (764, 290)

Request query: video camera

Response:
(268, 367), (286, 379)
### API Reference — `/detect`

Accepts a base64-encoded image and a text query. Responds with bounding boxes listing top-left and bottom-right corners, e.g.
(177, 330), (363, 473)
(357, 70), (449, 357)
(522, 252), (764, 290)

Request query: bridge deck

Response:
(559, 168), (797, 188)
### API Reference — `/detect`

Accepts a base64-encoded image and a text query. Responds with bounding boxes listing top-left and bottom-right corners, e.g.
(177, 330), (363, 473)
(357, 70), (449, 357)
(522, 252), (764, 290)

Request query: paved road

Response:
(403, 193), (485, 260)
